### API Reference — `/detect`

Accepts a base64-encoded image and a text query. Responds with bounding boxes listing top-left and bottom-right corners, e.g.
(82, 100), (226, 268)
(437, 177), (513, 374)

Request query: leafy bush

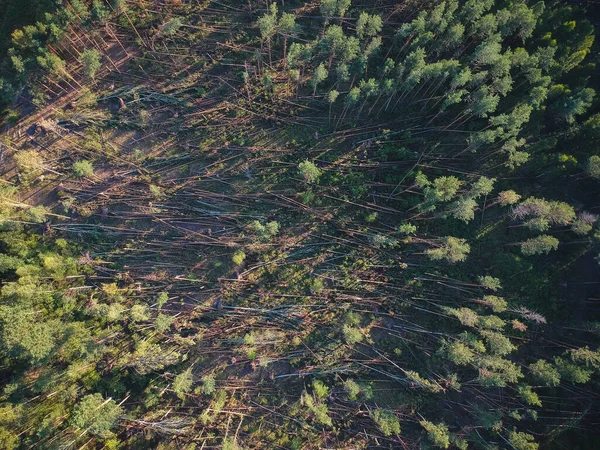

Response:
(371, 409), (400, 436)
(298, 160), (322, 183)
(72, 160), (94, 177)
(232, 250), (246, 265)
(70, 394), (122, 437)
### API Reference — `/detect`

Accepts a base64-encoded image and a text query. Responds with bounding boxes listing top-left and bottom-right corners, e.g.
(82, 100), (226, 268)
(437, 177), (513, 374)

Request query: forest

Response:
(0, 0), (599, 448)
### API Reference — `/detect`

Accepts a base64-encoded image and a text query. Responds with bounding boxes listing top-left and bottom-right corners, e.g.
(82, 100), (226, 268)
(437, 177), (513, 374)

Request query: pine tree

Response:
(426, 237), (470, 263)
(70, 394), (122, 438)
(258, 4), (278, 66)
(80, 49), (101, 79)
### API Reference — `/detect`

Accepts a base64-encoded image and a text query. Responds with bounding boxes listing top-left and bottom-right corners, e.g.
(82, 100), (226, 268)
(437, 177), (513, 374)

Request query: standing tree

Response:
(298, 160), (323, 183)
(520, 235), (559, 256)
(80, 48), (101, 80)
(320, 0), (352, 25)
(278, 12), (297, 63)
(258, 4), (278, 66)
(70, 394), (122, 438)
(312, 63), (328, 96)
(356, 12), (382, 41)
(426, 236), (470, 263)
(328, 89), (339, 123)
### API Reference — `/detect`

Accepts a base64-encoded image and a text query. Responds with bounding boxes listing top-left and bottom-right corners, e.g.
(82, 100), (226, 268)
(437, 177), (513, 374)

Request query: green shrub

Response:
(298, 160), (322, 183)
(72, 160), (94, 177)
(232, 250), (246, 265)
(371, 409), (401, 436)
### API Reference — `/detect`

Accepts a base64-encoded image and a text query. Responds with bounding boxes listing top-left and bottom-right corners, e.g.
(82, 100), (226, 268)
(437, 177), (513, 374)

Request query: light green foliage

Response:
(173, 368), (194, 400)
(232, 250), (246, 265)
(72, 160), (94, 177)
(0, 407), (19, 450)
(298, 160), (322, 183)
(149, 184), (164, 199)
(446, 341), (475, 366)
(102, 282), (119, 297)
(200, 390), (227, 424)
(356, 13), (382, 40)
(157, 292), (169, 308)
(201, 374), (216, 395)
(222, 437), (241, 450)
(80, 49), (101, 79)
(508, 431), (539, 450)
(398, 223), (417, 235)
(570, 346), (600, 369)
(91, 0), (109, 22)
(14, 150), (43, 172)
(482, 295), (507, 313)
(265, 221), (279, 236)
(243, 333), (255, 345)
(406, 371), (442, 393)
(572, 213), (596, 235)
(133, 341), (181, 375)
(478, 315), (505, 330)
(452, 436), (468, 450)
(161, 17), (183, 36)
(588, 155), (600, 179)
(446, 307), (478, 327)
(106, 303), (124, 322)
(328, 90), (339, 103)
(301, 391), (332, 426)
(247, 220), (279, 241)
(480, 330), (515, 355)
(37, 51), (65, 77)
(311, 63), (328, 93)
(518, 385), (542, 407)
(470, 176), (495, 198)
(364, 211), (377, 223)
(370, 233), (398, 248)
(513, 198), (575, 231)
(70, 394), (122, 437)
(287, 42), (311, 68)
(529, 359), (560, 386)
(520, 235), (559, 256)
(155, 313), (174, 332)
(258, 4), (278, 41)
(312, 380), (329, 399)
(426, 237), (470, 263)
(336, 63), (350, 82)
(320, 0), (351, 19)
(479, 275), (502, 291)
(345, 86), (360, 105)
(343, 379), (360, 400)
(345, 311), (360, 326)
(477, 355), (524, 387)
(425, 176), (461, 203)
(130, 304), (150, 322)
(420, 421), (450, 449)
(279, 13), (296, 36)
(0, 307), (57, 362)
(324, 25), (359, 62)
(26, 206), (49, 223)
(554, 356), (593, 384)
(448, 197), (477, 222)
(371, 409), (400, 436)
(342, 324), (362, 344)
